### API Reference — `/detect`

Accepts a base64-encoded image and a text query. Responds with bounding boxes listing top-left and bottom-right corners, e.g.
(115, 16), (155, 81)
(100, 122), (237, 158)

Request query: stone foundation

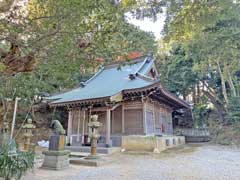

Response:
(42, 150), (70, 170)
(122, 135), (185, 153)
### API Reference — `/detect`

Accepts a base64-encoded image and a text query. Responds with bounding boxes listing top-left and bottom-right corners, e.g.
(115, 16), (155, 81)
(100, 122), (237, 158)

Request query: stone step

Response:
(70, 152), (88, 158)
(66, 146), (120, 155)
(69, 157), (110, 167)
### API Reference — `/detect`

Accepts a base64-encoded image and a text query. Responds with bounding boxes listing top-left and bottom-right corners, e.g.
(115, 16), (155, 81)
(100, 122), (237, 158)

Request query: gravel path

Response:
(23, 144), (240, 180)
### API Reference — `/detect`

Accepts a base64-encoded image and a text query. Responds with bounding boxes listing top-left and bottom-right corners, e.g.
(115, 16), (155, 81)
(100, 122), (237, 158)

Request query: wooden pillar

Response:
(67, 110), (73, 144)
(143, 101), (147, 134)
(153, 103), (156, 134)
(121, 105), (125, 134)
(112, 110), (114, 134)
(81, 110), (85, 144)
(77, 110), (81, 142)
(106, 108), (111, 147)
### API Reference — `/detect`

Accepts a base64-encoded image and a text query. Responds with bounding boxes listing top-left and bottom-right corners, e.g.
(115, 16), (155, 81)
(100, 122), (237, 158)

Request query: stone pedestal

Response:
(49, 135), (65, 151)
(42, 150), (70, 170)
(42, 135), (69, 170)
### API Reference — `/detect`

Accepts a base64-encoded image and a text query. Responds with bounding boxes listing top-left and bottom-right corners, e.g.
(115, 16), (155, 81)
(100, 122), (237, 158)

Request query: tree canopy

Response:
(1, 0), (240, 126)
(0, 0), (156, 101)
(158, 0), (240, 123)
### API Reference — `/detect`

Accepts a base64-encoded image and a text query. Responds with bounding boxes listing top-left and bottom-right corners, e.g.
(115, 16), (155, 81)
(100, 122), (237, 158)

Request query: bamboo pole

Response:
(10, 97), (21, 139)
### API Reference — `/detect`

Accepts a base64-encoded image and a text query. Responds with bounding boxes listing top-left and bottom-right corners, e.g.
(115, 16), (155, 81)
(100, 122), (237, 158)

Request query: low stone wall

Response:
(174, 128), (211, 142)
(122, 135), (185, 153)
(174, 128), (210, 137)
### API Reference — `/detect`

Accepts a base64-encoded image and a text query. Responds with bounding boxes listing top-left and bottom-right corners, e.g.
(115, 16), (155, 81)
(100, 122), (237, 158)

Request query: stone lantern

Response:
(0, 121), (9, 149)
(3, 121), (9, 134)
(86, 115), (102, 159)
(22, 118), (36, 151)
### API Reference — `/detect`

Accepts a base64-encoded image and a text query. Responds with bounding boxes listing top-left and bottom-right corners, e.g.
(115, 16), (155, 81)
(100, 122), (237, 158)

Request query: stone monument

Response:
(42, 120), (70, 170)
(22, 119), (35, 151)
(85, 115), (101, 159)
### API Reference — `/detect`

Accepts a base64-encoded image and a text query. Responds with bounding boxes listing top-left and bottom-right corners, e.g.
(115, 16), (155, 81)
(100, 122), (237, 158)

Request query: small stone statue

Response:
(50, 120), (66, 135)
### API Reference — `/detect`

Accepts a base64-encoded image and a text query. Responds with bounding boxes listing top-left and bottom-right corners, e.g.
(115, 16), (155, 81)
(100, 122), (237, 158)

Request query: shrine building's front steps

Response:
(65, 145), (121, 155)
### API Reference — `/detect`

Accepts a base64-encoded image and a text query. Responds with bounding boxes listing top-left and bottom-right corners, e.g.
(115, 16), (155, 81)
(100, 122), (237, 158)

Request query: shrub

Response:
(0, 138), (34, 180)
(193, 104), (209, 127)
(227, 96), (240, 123)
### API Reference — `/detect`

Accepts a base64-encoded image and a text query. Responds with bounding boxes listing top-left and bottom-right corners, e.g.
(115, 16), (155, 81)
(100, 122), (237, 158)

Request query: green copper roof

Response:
(49, 55), (158, 105)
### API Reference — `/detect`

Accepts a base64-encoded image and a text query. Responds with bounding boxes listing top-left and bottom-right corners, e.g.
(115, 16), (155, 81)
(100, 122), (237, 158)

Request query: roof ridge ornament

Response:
(129, 74), (136, 80)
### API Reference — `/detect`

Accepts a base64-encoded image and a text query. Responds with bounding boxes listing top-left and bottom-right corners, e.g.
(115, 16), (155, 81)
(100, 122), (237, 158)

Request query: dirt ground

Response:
(23, 144), (240, 180)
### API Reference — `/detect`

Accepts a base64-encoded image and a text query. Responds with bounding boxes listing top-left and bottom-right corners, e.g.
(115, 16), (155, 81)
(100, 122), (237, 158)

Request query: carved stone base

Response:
(42, 150), (70, 170)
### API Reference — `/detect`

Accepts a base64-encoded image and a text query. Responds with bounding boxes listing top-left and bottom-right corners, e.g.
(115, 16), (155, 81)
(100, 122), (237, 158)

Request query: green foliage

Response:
(158, 43), (198, 97)
(0, 140), (34, 180)
(0, 0), (156, 105)
(156, 0), (240, 122)
(0, 62), (5, 71)
(193, 103), (209, 128)
(227, 96), (240, 123)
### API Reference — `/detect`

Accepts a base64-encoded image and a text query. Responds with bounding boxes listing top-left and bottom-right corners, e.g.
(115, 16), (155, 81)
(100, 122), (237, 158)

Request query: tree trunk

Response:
(226, 67), (237, 97)
(197, 83), (200, 103)
(202, 90), (226, 123)
(217, 61), (229, 104)
(192, 87), (196, 104)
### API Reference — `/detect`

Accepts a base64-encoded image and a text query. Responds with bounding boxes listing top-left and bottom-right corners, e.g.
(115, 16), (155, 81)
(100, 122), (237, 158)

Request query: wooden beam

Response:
(91, 107), (108, 112)
(106, 108), (111, 147)
(110, 103), (122, 110)
(89, 103), (121, 112)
